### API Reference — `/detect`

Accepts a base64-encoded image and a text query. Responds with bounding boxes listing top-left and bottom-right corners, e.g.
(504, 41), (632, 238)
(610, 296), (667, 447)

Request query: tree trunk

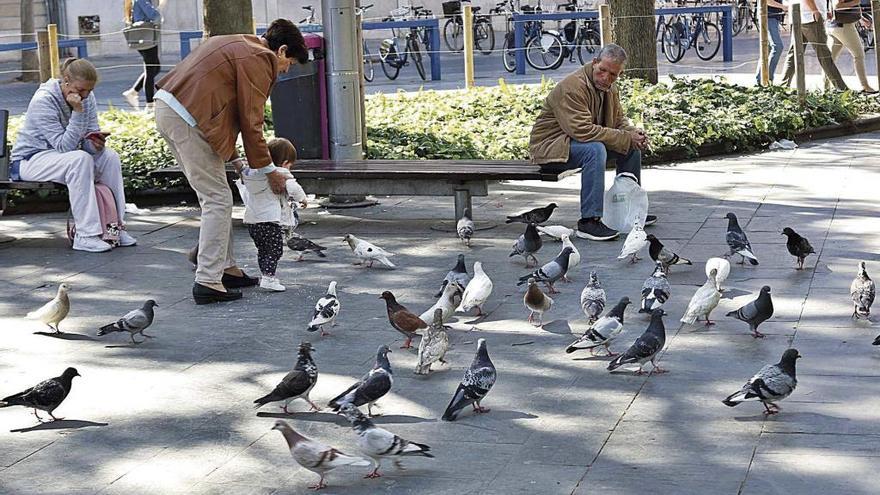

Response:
(20, 0), (39, 82)
(203, 0), (253, 37)
(608, 0), (657, 84)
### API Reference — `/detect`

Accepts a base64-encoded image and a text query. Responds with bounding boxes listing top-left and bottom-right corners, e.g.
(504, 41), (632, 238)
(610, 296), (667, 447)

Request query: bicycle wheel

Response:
(363, 44), (374, 82)
(525, 31), (563, 71)
(695, 22), (721, 61)
(474, 18), (495, 55)
(379, 42), (401, 80)
(576, 29), (601, 65)
(661, 23), (684, 63)
(732, 0), (748, 36)
(502, 32), (516, 72)
(409, 37), (427, 81)
(444, 18), (464, 52)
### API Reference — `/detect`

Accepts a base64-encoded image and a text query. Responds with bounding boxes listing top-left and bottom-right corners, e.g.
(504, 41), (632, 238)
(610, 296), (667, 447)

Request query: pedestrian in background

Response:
(756, 1), (788, 85)
(122, 0), (163, 112)
(827, 0), (877, 93)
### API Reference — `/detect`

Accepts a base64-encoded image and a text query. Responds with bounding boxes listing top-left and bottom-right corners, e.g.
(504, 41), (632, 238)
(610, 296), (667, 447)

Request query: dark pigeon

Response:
(443, 338), (496, 421)
(724, 212), (759, 265)
(287, 235), (327, 261)
(97, 300), (158, 344)
(506, 203), (557, 225)
(723, 348), (800, 415)
(509, 223), (543, 267)
(640, 261), (670, 314)
(328, 345), (393, 417)
(726, 285), (774, 338)
(516, 247), (573, 294)
(851, 261), (874, 320)
(607, 309), (667, 374)
(436, 254), (470, 297)
(781, 227), (815, 270)
(0, 367), (80, 422)
(646, 234), (692, 271)
(254, 342), (320, 413)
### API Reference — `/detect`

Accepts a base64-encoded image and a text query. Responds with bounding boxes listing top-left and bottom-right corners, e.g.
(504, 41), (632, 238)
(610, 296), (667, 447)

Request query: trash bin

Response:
(270, 33), (329, 159)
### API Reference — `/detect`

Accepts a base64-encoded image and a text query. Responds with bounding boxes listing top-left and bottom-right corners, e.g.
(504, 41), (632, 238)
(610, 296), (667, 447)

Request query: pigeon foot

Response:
(473, 405), (491, 414)
(704, 320), (716, 327)
(364, 470), (382, 479)
(752, 331), (766, 339)
(308, 479), (328, 490)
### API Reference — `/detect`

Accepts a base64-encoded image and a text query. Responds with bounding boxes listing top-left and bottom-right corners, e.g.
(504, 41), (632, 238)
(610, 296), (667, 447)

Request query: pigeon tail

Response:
(378, 257), (396, 268)
(606, 354), (628, 372)
(306, 324), (321, 333)
(748, 257), (759, 266)
(873, 334), (880, 345)
(315, 250), (327, 258)
(401, 441), (434, 457)
(97, 322), (122, 335)
(721, 393), (743, 407)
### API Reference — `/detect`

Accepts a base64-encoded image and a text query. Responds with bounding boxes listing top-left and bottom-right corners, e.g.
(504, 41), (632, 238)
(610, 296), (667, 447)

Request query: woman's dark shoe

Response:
(193, 283), (243, 305)
(222, 271), (259, 289)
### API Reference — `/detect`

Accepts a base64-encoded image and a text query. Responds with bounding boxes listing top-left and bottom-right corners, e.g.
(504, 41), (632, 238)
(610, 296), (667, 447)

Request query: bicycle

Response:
(662, 12), (721, 63)
(360, 4), (376, 82)
(520, 2), (600, 71)
(732, 0), (756, 36)
(379, 11), (428, 81)
(858, 10), (875, 53)
(442, 0), (495, 55)
(493, 0), (519, 72)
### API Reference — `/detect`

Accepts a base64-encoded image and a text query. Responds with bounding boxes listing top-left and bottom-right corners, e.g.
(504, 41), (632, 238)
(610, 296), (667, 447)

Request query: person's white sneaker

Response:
(122, 88), (140, 109)
(259, 276), (286, 292)
(143, 102), (155, 114)
(72, 234), (112, 253)
(118, 230), (137, 247)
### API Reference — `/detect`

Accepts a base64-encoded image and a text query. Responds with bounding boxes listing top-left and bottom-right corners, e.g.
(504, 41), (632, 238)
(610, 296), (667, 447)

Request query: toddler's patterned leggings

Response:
(247, 222), (283, 276)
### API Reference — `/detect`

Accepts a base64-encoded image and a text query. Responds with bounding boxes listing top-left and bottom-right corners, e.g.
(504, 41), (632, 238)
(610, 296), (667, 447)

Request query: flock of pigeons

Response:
(3, 202), (877, 490)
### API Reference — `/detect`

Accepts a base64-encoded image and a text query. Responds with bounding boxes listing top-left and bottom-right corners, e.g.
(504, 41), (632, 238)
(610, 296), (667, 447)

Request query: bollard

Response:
(36, 30), (52, 82)
(791, 4), (806, 106)
(48, 24), (60, 79)
(599, 4), (612, 46)
(758, 0), (769, 86)
(873, 1), (880, 91)
(463, 4), (475, 88)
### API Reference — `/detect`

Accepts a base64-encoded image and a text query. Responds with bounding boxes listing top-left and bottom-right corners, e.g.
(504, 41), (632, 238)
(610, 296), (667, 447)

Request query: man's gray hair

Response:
(595, 44), (627, 64)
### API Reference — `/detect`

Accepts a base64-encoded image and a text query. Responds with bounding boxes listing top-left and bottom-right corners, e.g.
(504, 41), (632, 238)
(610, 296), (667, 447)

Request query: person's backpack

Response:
(67, 183), (121, 247)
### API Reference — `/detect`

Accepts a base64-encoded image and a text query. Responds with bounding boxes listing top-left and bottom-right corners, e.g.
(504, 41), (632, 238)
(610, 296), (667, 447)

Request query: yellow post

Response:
(462, 4), (475, 89)
(599, 4), (612, 46)
(252, 17), (257, 34)
(48, 24), (60, 79)
(36, 29), (52, 82)
(791, 4), (806, 106)
(758, 0), (769, 85)
(873, 1), (880, 91)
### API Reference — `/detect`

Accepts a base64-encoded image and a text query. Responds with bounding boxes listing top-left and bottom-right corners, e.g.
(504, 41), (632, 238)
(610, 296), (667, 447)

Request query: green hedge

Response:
(8, 77), (880, 197)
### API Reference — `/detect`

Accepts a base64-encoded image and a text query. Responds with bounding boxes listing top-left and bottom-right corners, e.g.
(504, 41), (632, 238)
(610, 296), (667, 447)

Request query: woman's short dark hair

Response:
(264, 19), (309, 64)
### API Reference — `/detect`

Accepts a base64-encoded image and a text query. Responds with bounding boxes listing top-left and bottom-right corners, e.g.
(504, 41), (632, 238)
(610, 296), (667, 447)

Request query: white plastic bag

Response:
(603, 172), (648, 232)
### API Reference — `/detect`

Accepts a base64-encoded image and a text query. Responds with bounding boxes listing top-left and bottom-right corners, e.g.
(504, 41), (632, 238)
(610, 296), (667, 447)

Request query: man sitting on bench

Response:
(528, 43), (656, 241)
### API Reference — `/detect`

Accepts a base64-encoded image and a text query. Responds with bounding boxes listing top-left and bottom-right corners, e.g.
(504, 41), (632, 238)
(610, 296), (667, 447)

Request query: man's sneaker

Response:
(576, 218), (619, 241)
(259, 276), (286, 292)
(118, 230), (137, 247)
(644, 214), (658, 227)
(72, 234), (112, 252)
(122, 88), (139, 109)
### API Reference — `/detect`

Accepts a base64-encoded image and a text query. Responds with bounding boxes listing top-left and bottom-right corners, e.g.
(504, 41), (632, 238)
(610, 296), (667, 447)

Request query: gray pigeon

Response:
(506, 203), (557, 224)
(97, 300), (158, 344)
(442, 338), (496, 421)
(607, 309), (667, 374)
(726, 286), (774, 338)
(851, 261), (874, 320)
(436, 254), (470, 297)
(781, 227), (815, 270)
(646, 234), (692, 271)
(509, 223), (542, 267)
(254, 342), (320, 413)
(516, 247), (573, 294)
(566, 297), (631, 356)
(328, 345), (393, 417)
(339, 403), (433, 478)
(0, 367), (80, 422)
(640, 261), (670, 314)
(580, 272), (606, 324)
(724, 213), (759, 265)
(457, 208), (475, 247)
(723, 348), (800, 415)
(287, 234), (327, 261)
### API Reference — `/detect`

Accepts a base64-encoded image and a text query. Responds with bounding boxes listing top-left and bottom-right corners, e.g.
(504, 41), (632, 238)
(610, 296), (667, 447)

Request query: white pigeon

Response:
(536, 225), (574, 241)
(420, 282), (461, 325)
(26, 283), (71, 333)
(705, 257), (731, 291)
(344, 234), (395, 268)
(272, 420), (371, 490)
(416, 309), (450, 375)
(339, 404), (434, 478)
(307, 281), (340, 336)
(560, 234), (580, 281)
(681, 268), (723, 326)
(456, 208), (475, 247)
(456, 261), (493, 316)
(618, 221), (648, 263)
(580, 272), (606, 324)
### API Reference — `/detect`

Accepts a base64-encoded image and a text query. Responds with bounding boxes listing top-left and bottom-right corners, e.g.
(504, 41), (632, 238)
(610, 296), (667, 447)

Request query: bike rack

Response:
(362, 18), (442, 81)
(511, 5), (733, 76)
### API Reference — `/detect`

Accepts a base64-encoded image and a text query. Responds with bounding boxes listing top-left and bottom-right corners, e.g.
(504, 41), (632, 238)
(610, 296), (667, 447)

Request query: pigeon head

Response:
(298, 341), (314, 355)
(781, 348), (801, 362)
(454, 254), (467, 271)
(431, 308), (444, 327)
(650, 308), (666, 319)
(651, 261), (666, 277)
(857, 261), (869, 278)
(646, 234), (659, 243)
(546, 203), (558, 210)
(379, 291), (396, 302)
(462, 207), (471, 219)
(58, 283), (72, 293)
(588, 271), (599, 286)
(144, 300), (158, 308)
(474, 261), (484, 274)
(560, 233), (571, 242)
(342, 234), (356, 247)
(62, 367), (80, 379)
(781, 227), (796, 237)
(271, 420), (289, 431)
(608, 297), (631, 320)
(327, 281), (338, 296)
(725, 212), (737, 221)
(476, 338), (489, 359)
(271, 420), (302, 447)
(338, 403), (363, 420)
(560, 247), (573, 256)
(527, 277), (538, 287)
(760, 286), (772, 294)
(619, 296), (632, 306)
(707, 268), (718, 280)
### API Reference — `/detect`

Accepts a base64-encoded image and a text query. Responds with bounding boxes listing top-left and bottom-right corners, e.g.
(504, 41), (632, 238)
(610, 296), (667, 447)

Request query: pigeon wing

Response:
(120, 308), (150, 331)
(351, 370), (392, 406)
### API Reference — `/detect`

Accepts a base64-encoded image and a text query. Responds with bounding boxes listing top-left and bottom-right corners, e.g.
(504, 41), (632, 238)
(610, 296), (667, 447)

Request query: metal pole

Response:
(599, 4), (612, 46)
(463, 4), (475, 88)
(873, 1), (880, 92)
(791, 4), (806, 106)
(36, 30), (52, 82)
(322, 0), (364, 160)
(758, 0), (769, 85)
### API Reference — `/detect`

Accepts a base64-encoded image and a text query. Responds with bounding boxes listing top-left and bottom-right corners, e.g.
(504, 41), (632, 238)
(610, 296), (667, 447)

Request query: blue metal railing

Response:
(0, 38), (88, 59)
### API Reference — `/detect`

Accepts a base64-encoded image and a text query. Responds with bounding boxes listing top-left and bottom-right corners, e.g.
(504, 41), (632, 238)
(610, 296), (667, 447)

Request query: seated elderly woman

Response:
(10, 58), (135, 252)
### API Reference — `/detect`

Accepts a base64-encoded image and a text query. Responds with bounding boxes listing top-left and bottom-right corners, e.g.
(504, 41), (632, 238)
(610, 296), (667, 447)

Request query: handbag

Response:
(123, 20), (160, 50)
(830, 0), (862, 24)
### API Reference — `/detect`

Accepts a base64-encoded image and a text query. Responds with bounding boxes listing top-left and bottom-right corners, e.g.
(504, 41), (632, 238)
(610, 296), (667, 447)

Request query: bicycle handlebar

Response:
(362, 3), (374, 10)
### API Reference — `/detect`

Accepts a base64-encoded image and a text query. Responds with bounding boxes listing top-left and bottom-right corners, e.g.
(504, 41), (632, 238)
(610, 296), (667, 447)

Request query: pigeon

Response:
(560, 234), (580, 281)
(186, 244), (199, 268)
(415, 308), (450, 375)
(566, 297), (631, 356)
(618, 221), (648, 263)
(705, 257), (731, 291)
(307, 281), (340, 336)
(272, 420), (371, 490)
(607, 308), (667, 374)
(457, 208), (475, 247)
(536, 225), (574, 241)
(524, 278), (553, 326)
(646, 234), (692, 271)
(724, 212), (759, 265)
(287, 234), (328, 261)
(254, 341), (320, 413)
(726, 285), (774, 338)
(456, 261), (493, 316)
(419, 282), (461, 326)
(681, 268), (722, 326)
(509, 223), (543, 267)
(0, 367), (80, 422)
(580, 271), (606, 324)
(339, 403), (433, 478)
(436, 254), (470, 297)
(25, 283), (71, 333)
(722, 348), (800, 415)
(328, 345), (393, 417)
(640, 261), (670, 314)
(97, 300), (158, 344)
(344, 234), (395, 268)
(873, 334), (880, 345)
(851, 261), (875, 320)
(516, 247), (573, 294)
(506, 202), (557, 224)
(442, 338), (496, 421)
(781, 227), (815, 270)
(380, 291), (428, 349)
